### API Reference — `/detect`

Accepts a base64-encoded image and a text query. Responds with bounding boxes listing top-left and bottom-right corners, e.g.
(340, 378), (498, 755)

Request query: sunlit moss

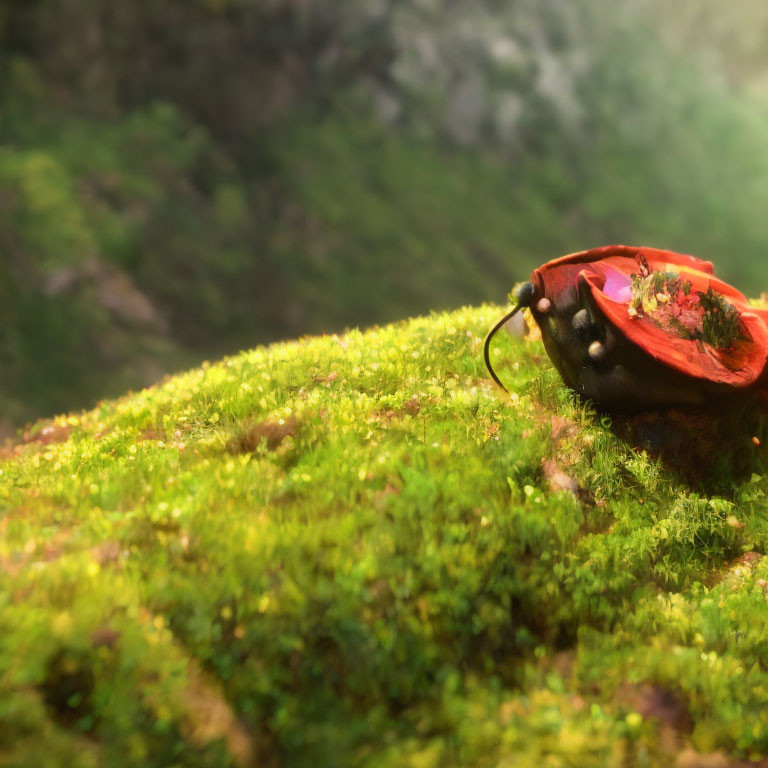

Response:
(1, 305), (768, 766)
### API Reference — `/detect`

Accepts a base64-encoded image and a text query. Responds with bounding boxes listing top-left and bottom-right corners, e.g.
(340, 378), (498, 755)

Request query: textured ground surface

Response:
(2, 305), (768, 767)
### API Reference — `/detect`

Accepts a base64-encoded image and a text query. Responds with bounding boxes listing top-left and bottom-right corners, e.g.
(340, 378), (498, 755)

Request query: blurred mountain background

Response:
(2, 0), (768, 429)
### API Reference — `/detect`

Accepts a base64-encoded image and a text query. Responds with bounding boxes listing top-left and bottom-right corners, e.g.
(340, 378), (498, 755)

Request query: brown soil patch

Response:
(227, 417), (298, 454)
(22, 423), (72, 446)
(181, 663), (258, 767)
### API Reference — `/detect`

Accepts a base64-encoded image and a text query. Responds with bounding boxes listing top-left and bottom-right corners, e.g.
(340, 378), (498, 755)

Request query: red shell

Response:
(516, 245), (768, 411)
(533, 245), (768, 388)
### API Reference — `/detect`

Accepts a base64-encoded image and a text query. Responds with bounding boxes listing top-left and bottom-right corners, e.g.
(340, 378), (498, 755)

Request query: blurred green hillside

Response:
(2, 0), (768, 426)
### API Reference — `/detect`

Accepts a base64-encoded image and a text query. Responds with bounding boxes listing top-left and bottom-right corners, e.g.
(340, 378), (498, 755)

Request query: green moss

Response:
(1, 305), (768, 766)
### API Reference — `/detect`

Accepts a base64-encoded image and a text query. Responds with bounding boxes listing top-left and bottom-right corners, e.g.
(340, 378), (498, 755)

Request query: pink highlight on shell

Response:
(601, 267), (633, 304)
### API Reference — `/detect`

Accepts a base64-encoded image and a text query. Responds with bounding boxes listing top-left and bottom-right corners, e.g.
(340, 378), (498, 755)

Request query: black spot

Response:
(41, 651), (96, 728)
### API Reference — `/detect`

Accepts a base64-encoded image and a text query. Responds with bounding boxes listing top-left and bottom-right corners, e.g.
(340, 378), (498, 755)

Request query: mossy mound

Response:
(3, 306), (768, 766)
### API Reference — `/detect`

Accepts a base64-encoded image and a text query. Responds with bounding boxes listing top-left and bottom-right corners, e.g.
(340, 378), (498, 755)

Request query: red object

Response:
(487, 245), (768, 412)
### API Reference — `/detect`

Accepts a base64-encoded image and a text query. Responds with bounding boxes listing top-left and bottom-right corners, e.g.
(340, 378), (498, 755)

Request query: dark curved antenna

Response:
(484, 303), (524, 395)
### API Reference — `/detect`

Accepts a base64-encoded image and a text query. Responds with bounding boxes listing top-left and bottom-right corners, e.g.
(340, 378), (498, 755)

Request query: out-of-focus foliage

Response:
(2, 0), (768, 424)
(3, 305), (768, 765)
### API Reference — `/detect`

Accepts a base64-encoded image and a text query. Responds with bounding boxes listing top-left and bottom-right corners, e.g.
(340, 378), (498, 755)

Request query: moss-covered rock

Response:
(2, 305), (768, 766)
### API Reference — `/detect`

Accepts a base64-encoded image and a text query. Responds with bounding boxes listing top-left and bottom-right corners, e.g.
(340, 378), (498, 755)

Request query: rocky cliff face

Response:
(384, 1), (589, 145)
